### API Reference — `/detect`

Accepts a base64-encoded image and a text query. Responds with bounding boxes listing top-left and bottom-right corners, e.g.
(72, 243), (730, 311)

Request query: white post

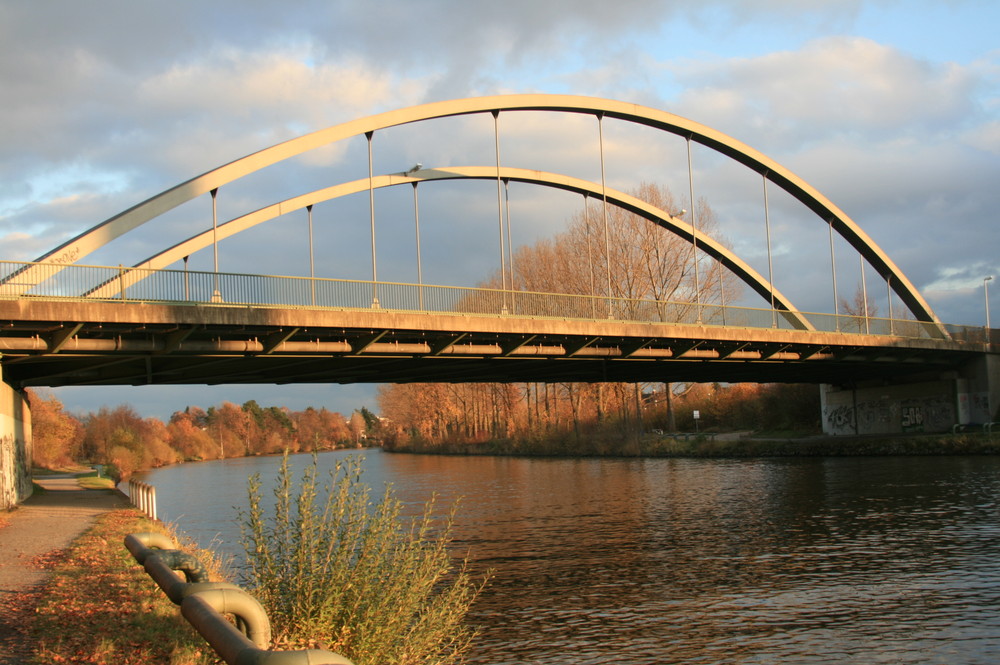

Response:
(493, 111), (508, 314)
(687, 137), (701, 321)
(986, 276), (993, 331)
(829, 219), (839, 331)
(762, 174), (777, 328)
(412, 183), (424, 310)
(211, 189), (221, 302)
(598, 113), (613, 318)
(307, 204), (316, 307)
(366, 131), (379, 308)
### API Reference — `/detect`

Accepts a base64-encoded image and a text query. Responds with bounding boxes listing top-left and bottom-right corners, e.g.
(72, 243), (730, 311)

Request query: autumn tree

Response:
(81, 405), (145, 462)
(206, 402), (251, 457)
(257, 406), (295, 454)
(140, 416), (180, 468)
(81, 405), (177, 480)
(292, 407), (350, 451)
(28, 390), (83, 469)
(167, 411), (218, 461)
(348, 410), (367, 444)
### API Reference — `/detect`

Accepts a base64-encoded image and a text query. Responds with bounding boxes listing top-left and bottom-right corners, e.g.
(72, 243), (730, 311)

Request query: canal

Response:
(141, 450), (1000, 664)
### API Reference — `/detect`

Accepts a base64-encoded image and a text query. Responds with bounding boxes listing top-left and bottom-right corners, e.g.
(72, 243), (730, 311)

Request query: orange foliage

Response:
(27, 390), (83, 469)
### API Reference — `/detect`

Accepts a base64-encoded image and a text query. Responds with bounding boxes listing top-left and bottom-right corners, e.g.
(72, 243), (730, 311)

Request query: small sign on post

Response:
(693, 410), (700, 433)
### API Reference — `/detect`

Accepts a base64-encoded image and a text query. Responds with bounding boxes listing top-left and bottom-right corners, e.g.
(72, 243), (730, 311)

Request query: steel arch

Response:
(93, 166), (814, 331)
(19, 94), (940, 331)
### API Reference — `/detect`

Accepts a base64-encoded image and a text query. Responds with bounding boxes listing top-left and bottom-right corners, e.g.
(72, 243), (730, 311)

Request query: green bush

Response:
(239, 454), (488, 665)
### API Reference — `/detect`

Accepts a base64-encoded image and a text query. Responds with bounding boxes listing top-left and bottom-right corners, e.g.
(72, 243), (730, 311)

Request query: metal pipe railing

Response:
(124, 533), (354, 665)
(2, 259), (990, 344)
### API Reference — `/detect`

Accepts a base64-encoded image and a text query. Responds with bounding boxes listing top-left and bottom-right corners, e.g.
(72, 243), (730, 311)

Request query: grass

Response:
(75, 469), (117, 490)
(25, 509), (224, 665)
(76, 475), (116, 490)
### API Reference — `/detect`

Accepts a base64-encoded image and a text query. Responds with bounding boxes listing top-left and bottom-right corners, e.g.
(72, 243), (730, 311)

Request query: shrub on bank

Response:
(239, 454), (489, 665)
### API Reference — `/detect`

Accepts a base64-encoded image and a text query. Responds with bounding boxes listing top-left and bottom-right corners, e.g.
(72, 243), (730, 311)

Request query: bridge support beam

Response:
(0, 361), (32, 509)
(820, 354), (1000, 436)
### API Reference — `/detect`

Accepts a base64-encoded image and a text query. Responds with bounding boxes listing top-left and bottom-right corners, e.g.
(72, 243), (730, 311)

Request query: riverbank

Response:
(386, 431), (1000, 458)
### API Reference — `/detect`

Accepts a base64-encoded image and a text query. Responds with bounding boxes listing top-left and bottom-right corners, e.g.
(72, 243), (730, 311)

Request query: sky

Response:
(1, 0), (998, 420)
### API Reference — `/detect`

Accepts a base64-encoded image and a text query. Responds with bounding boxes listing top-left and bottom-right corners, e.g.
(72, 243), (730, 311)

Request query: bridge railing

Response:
(0, 260), (990, 344)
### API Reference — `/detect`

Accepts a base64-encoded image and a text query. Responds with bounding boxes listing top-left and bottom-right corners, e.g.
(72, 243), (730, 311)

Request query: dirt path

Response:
(0, 474), (127, 664)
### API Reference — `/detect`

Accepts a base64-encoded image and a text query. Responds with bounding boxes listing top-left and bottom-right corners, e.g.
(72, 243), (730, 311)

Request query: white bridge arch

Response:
(13, 94), (942, 334)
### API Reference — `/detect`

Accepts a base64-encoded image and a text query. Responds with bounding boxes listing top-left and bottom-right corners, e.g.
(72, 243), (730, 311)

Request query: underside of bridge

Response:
(0, 300), (977, 389)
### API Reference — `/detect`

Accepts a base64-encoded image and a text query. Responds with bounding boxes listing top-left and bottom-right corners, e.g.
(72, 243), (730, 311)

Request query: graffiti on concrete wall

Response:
(900, 396), (954, 433)
(824, 403), (856, 436)
(901, 404), (924, 431)
(824, 399), (893, 436)
(824, 393), (955, 436)
(970, 392), (992, 423)
(0, 432), (30, 510)
(857, 400), (893, 434)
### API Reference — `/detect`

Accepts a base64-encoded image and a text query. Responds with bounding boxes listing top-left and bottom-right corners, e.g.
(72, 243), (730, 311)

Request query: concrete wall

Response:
(821, 356), (999, 436)
(956, 354), (1000, 424)
(0, 370), (32, 510)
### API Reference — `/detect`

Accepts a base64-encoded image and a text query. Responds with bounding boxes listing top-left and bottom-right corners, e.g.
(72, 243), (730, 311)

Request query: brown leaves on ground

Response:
(28, 509), (222, 665)
(29, 547), (69, 570)
(0, 587), (42, 665)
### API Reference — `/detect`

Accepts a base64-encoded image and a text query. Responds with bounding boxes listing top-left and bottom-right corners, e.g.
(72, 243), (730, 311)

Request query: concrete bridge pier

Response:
(0, 362), (32, 510)
(821, 354), (1000, 436)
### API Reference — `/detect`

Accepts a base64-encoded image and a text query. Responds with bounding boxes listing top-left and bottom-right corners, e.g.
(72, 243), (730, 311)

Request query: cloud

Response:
(673, 37), (979, 149)
(924, 263), (998, 293)
(963, 120), (1000, 155)
(138, 48), (421, 126)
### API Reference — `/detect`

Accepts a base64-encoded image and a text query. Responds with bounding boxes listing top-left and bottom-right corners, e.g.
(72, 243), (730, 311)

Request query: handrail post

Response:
(128, 480), (157, 520)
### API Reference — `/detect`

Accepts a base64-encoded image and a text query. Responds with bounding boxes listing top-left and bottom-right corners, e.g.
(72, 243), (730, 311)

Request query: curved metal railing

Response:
(124, 532), (354, 665)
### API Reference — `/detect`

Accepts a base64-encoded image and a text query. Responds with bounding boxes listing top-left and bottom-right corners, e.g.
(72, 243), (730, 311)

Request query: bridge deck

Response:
(0, 299), (984, 388)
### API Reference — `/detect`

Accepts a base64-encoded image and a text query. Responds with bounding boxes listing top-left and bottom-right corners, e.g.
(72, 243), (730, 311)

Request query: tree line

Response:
(377, 381), (820, 454)
(29, 390), (374, 480)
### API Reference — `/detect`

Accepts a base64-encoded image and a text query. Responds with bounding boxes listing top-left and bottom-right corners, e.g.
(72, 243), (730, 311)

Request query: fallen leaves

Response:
(27, 509), (223, 665)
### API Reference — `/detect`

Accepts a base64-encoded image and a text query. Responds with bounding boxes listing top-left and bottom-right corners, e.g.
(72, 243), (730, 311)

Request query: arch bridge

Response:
(0, 95), (995, 422)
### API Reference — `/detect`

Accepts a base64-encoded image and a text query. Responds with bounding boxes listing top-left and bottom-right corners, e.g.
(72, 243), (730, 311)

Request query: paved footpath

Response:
(0, 474), (128, 664)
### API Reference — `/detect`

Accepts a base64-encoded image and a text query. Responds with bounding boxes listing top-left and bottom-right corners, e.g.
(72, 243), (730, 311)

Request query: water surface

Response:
(142, 451), (1000, 664)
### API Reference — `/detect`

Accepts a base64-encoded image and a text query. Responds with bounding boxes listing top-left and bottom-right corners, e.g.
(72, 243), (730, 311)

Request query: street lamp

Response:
(986, 276), (994, 330)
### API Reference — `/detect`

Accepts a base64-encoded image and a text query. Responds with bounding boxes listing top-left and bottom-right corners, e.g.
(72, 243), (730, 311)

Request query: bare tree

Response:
(839, 285), (879, 333)
(504, 182), (741, 323)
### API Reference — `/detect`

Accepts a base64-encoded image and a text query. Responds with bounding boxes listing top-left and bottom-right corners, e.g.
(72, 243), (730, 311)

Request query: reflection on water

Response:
(144, 452), (1000, 664)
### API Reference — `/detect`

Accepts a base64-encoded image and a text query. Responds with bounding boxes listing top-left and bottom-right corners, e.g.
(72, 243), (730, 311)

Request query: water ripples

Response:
(146, 453), (1000, 664)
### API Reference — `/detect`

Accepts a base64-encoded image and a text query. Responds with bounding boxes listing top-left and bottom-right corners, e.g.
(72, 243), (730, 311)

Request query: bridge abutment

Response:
(0, 362), (32, 510)
(821, 354), (999, 436)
